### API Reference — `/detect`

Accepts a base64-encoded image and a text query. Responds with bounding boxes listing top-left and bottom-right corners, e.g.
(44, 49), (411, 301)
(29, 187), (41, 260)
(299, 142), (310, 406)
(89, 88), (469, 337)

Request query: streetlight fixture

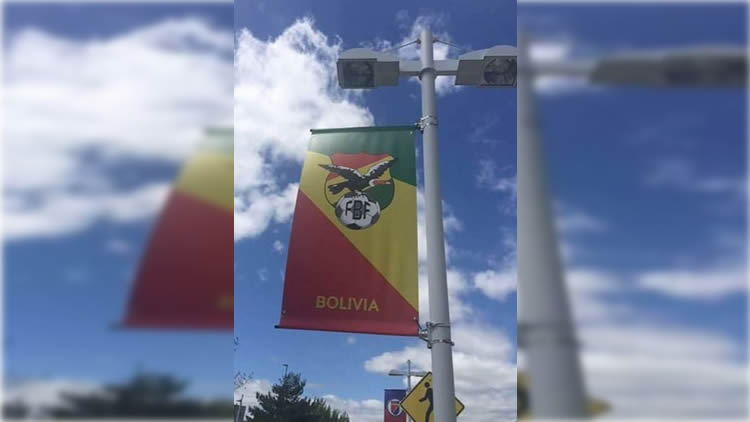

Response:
(590, 45), (747, 86)
(456, 45), (518, 87)
(337, 30), (516, 422)
(336, 48), (399, 88)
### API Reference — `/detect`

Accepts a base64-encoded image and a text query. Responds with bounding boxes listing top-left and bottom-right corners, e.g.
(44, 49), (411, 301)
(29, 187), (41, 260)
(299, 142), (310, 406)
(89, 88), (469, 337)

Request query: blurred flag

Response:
(121, 128), (233, 330)
(277, 126), (418, 336)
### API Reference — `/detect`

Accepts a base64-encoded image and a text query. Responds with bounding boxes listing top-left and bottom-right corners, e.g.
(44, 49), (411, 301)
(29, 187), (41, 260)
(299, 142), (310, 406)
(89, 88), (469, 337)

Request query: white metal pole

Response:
(517, 31), (588, 418)
(419, 28), (457, 422)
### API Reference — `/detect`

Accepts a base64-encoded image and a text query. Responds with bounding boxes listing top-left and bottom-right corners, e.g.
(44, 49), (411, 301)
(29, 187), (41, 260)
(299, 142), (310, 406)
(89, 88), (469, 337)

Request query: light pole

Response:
(337, 29), (517, 422)
(388, 359), (429, 393)
(518, 31), (746, 418)
(516, 31), (588, 418)
(389, 359), (428, 422)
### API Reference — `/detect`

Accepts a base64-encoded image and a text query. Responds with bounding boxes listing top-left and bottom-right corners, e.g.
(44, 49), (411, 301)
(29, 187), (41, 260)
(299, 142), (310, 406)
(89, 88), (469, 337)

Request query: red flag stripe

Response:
(122, 190), (233, 330)
(278, 190), (418, 336)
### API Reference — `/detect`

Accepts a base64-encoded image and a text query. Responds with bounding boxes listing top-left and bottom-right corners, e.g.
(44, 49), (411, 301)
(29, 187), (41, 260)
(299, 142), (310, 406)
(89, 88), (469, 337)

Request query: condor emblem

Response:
(320, 154), (397, 230)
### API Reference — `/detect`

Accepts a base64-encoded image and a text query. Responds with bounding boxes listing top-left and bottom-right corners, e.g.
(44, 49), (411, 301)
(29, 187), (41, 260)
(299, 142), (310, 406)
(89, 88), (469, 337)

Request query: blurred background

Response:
(2, 0), (747, 421)
(2, 1), (234, 419)
(516, 2), (747, 420)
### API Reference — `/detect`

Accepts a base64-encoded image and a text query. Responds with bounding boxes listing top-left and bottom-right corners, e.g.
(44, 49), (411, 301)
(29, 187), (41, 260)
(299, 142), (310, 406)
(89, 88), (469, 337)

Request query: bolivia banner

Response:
(278, 126), (418, 336)
(121, 128), (233, 330)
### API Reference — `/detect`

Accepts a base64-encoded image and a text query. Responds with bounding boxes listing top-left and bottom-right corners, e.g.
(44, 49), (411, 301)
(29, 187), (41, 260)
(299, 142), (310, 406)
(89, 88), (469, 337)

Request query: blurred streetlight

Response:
(518, 32), (746, 419)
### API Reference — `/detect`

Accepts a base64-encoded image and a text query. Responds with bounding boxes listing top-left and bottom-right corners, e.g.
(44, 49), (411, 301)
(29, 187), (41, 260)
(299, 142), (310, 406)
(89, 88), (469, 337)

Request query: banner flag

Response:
(278, 126), (418, 336)
(121, 128), (233, 330)
(384, 389), (407, 422)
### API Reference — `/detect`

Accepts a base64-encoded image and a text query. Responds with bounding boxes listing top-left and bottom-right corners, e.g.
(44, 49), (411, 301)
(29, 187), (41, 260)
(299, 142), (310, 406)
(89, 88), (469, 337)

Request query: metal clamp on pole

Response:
(417, 115), (438, 133)
(416, 319), (430, 344)
(418, 321), (455, 349)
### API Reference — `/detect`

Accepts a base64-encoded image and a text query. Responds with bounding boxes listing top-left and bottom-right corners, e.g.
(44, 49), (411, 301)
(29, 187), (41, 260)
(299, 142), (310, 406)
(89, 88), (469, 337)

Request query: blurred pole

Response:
(517, 31), (588, 418)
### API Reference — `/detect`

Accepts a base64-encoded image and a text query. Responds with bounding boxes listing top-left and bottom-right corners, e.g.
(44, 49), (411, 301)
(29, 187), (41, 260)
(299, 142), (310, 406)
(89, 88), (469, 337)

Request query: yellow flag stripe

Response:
(174, 151), (233, 213)
(299, 151), (418, 310)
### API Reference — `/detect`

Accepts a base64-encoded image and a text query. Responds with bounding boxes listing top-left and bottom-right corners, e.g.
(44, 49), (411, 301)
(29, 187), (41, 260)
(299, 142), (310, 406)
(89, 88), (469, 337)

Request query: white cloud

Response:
(234, 18), (373, 241)
(468, 116), (504, 146)
(5, 182), (170, 240)
(234, 378), (273, 406)
(555, 202), (608, 234)
(473, 268), (517, 301)
(105, 238), (132, 255)
(577, 322), (747, 418)
(646, 158), (745, 197)
(346, 336), (357, 345)
(4, 18), (232, 240)
(528, 39), (591, 95)
(370, 13), (463, 96)
(234, 183), (299, 239)
(257, 268), (269, 282)
(273, 240), (284, 253)
(322, 395), (382, 422)
(3, 379), (101, 416)
(416, 189), (462, 265)
(476, 159), (516, 215)
(637, 267), (746, 299)
(523, 260), (748, 417)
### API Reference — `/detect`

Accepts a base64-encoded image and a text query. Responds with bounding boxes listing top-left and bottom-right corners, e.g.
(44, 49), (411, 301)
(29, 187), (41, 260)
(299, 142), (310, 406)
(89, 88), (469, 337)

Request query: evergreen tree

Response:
(246, 372), (349, 422)
(309, 398), (350, 422)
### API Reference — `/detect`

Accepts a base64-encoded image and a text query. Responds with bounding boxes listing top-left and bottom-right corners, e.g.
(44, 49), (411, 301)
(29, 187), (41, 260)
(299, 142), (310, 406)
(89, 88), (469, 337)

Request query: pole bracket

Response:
(417, 321), (454, 349)
(416, 115), (438, 133)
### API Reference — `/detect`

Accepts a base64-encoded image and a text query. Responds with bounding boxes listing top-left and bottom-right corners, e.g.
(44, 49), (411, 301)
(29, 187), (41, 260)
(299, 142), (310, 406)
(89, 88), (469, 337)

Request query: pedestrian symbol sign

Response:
(400, 372), (465, 422)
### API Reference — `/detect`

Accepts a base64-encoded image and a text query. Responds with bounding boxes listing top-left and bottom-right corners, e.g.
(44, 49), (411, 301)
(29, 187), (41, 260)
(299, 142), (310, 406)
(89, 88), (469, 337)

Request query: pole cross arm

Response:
(399, 60), (459, 77)
(336, 45), (518, 88)
(527, 45), (747, 87)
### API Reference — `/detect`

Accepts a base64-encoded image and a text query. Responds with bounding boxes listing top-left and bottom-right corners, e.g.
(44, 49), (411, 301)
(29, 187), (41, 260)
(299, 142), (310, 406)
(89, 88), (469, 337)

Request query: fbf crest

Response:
(320, 153), (396, 230)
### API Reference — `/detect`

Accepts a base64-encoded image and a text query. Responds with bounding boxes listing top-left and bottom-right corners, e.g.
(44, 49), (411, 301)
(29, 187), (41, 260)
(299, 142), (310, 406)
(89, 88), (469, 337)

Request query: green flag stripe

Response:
(309, 127), (417, 186)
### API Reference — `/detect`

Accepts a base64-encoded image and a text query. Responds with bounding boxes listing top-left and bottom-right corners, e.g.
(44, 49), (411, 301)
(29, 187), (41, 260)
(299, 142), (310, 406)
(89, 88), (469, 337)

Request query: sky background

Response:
(2, 1), (747, 422)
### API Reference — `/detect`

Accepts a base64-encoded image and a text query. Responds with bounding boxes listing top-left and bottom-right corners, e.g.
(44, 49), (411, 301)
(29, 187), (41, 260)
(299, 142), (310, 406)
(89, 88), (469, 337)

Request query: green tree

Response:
(246, 372), (349, 422)
(3, 400), (30, 419)
(309, 398), (349, 422)
(46, 372), (232, 418)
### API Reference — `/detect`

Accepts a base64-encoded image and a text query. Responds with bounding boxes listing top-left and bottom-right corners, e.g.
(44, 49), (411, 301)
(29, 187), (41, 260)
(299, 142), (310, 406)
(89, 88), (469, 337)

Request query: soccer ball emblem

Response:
(335, 193), (381, 230)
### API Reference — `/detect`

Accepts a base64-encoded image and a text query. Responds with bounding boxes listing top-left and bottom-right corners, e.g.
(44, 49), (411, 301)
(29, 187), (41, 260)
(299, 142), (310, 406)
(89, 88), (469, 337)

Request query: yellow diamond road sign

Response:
(400, 372), (465, 422)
